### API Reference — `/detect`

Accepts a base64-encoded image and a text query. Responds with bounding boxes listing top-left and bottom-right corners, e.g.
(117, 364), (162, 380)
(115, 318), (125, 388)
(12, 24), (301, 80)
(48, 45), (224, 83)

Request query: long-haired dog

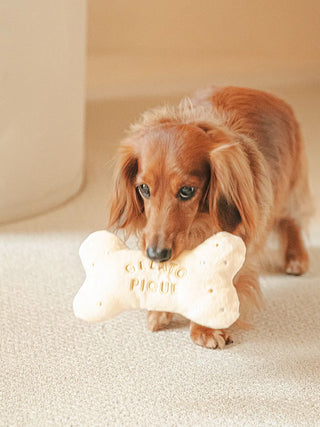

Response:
(108, 86), (312, 349)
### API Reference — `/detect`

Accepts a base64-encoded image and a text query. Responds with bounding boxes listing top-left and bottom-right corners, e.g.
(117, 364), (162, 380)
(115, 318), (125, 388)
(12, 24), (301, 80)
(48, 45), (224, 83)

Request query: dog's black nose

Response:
(146, 246), (172, 262)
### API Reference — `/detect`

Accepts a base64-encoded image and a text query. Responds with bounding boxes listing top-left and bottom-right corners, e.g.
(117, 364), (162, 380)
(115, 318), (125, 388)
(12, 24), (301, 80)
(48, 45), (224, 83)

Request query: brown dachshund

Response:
(108, 86), (313, 349)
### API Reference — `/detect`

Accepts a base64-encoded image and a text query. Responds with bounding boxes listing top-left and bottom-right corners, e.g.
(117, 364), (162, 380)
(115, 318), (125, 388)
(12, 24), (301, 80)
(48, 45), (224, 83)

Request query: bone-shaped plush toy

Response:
(73, 231), (246, 329)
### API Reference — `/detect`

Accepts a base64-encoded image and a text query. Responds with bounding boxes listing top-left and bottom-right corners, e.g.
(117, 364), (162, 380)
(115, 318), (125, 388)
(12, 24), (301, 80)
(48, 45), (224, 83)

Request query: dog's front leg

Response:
(146, 311), (174, 331)
(189, 323), (233, 349)
(190, 262), (261, 349)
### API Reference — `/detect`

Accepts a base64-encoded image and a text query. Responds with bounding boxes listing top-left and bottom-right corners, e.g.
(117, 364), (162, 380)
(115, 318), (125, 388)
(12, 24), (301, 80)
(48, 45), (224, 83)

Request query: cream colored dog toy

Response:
(73, 231), (246, 329)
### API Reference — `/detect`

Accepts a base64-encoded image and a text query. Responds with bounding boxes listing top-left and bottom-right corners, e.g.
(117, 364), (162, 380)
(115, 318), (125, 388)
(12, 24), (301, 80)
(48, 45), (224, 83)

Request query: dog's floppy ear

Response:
(108, 140), (144, 234)
(202, 126), (260, 243)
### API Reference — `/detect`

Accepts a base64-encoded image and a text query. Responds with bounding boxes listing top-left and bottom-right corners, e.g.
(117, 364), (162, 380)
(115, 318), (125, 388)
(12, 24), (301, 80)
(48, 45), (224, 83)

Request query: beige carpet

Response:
(1, 86), (320, 426)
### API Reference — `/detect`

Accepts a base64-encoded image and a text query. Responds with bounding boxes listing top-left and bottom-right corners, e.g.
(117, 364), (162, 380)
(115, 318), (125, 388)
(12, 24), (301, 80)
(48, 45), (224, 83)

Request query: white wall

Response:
(87, 0), (320, 98)
(88, 0), (320, 59)
(0, 1), (86, 223)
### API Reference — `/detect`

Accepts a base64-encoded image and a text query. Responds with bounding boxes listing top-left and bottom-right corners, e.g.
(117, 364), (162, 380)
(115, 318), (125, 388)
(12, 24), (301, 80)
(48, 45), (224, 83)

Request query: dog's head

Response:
(108, 101), (263, 261)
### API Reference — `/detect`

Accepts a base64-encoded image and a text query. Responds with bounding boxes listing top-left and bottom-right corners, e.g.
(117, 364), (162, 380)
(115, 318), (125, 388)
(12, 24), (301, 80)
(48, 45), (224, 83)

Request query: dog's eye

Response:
(137, 184), (151, 199)
(177, 186), (196, 201)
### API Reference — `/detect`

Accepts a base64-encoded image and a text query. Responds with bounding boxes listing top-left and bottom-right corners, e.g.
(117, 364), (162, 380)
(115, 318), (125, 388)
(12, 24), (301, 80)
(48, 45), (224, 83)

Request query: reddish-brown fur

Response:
(108, 86), (312, 349)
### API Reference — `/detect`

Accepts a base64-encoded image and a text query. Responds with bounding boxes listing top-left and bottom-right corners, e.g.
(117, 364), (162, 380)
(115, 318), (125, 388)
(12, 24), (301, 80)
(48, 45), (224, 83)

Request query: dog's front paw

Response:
(147, 311), (173, 331)
(285, 254), (309, 276)
(190, 322), (233, 349)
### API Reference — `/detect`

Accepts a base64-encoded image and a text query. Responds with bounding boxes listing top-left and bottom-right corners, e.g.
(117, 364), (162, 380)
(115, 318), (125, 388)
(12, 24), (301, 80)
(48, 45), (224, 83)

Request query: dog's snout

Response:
(146, 246), (172, 262)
